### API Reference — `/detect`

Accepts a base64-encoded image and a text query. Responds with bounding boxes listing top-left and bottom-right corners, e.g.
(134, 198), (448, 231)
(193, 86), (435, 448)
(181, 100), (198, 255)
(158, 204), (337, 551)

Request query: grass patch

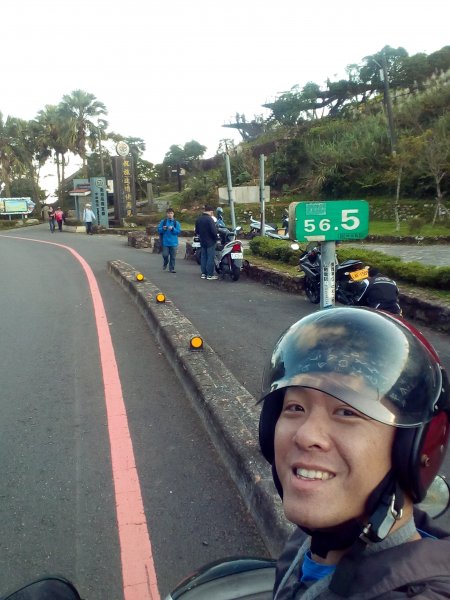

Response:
(369, 221), (450, 236)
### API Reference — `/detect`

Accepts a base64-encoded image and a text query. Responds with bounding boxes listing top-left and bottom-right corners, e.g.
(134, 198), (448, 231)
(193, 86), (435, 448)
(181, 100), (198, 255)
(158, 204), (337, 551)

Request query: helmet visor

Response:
(261, 308), (445, 427)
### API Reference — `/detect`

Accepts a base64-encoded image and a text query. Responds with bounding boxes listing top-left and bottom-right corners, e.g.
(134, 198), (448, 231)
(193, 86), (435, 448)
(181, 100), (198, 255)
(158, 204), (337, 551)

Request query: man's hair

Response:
(166, 207), (174, 213)
(204, 204), (214, 212)
(368, 266), (379, 277)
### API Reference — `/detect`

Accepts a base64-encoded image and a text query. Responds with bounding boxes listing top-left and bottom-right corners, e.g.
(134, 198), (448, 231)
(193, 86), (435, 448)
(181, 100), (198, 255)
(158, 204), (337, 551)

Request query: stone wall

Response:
(127, 232), (152, 249)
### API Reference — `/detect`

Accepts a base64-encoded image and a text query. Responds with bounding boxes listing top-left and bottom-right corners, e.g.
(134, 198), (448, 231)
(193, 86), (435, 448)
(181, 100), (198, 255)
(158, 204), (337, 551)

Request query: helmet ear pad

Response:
(259, 391), (284, 464)
(393, 412), (450, 503)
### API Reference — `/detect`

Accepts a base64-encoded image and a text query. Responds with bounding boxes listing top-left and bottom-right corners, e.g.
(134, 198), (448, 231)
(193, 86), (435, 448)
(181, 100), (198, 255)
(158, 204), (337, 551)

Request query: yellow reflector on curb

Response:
(156, 293), (166, 303)
(136, 272), (145, 281)
(190, 336), (204, 350)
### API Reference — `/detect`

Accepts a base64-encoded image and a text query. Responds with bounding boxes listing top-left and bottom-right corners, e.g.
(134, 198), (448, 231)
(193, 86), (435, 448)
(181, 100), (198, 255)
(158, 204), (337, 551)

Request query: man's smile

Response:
(294, 467), (335, 481)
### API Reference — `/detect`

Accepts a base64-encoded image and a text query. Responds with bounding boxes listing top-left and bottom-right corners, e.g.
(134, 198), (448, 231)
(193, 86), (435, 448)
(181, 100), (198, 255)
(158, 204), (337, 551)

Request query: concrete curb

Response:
(108, 260), (293, 556)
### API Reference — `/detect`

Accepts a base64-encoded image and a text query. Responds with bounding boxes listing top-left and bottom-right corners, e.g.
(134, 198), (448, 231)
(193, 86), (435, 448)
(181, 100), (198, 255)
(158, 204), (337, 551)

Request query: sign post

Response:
(289, 200), (369, 308)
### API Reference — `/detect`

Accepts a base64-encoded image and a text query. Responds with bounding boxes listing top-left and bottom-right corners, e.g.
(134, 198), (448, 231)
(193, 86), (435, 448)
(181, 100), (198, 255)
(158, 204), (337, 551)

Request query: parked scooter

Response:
(267, 209), (290, 240)
(297, 243), (401, 312)
(247, 212), (277, 236)
(298, 243), (365, 304)
(190, 234), (202, 265)
(215, 226), (244, 281)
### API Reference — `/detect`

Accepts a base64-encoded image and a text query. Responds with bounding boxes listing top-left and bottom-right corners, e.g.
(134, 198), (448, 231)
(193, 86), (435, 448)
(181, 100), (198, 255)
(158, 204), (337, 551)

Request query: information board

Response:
(0, 198), (33, 214)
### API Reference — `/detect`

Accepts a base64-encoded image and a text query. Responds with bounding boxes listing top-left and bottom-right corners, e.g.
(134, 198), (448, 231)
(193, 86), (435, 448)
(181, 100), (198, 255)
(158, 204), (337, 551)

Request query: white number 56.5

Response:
(341, 209), (360, 230)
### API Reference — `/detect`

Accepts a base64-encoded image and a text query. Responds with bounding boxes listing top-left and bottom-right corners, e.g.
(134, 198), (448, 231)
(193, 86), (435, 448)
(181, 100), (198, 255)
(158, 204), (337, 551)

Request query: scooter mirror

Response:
(290, 243), (300, 251)
(165, 557), (276, 600)
(417, 475), (450, 519)
(1, 577), (82, 600)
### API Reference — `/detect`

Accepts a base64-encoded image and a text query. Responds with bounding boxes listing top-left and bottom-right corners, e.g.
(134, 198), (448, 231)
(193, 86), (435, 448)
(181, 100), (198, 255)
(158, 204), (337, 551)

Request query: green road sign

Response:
(289, 200), (369, 242)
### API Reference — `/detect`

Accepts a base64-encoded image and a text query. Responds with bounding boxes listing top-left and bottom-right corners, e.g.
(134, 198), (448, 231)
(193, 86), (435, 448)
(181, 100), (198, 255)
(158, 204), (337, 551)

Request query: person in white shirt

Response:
(83, 203), (96, 235)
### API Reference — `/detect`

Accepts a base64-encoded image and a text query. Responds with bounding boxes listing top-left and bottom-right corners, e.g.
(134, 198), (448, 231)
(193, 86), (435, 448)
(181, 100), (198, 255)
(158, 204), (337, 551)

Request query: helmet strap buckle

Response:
(361, 487), (404, 543)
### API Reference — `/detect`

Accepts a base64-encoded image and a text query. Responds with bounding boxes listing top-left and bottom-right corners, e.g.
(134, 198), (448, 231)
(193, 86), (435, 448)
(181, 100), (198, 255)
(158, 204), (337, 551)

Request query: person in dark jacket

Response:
(157, 207), (181, 273)
(195, 205), (218, 280)
(258, 307), (450, 599)
(47, 205), (56, 233)
(359, 266), (401, 314)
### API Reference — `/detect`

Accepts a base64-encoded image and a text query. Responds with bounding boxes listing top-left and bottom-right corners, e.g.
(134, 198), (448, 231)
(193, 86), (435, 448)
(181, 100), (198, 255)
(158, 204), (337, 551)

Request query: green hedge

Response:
(249, 237), (450, 291)
(249, 236), (300, 265)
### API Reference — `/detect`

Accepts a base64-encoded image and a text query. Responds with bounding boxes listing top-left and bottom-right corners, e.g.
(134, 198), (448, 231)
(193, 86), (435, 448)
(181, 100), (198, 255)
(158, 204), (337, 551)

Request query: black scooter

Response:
(298, 243), (366, 306)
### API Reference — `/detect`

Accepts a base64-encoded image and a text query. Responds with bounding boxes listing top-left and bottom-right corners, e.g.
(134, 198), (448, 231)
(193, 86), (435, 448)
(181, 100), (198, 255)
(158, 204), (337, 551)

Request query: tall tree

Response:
(36, 105), (73, 202)
(0, 112), (23, 197)
(13, 118), (47, 207)
(59, 90), (107, 175)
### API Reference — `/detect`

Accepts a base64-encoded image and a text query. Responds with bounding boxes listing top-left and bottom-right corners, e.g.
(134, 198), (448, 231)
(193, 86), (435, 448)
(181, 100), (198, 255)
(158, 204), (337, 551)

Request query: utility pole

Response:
(259, 154), (266, 236)
(379, 53), (397, 154)
(224, 153), (237, 230)
(375, 53), (400, 230)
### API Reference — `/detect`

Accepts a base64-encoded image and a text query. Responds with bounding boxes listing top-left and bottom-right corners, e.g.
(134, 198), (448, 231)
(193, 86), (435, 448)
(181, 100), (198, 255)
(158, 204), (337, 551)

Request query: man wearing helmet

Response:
(216, 206), (226, 229)
(259, 307), (450, 599)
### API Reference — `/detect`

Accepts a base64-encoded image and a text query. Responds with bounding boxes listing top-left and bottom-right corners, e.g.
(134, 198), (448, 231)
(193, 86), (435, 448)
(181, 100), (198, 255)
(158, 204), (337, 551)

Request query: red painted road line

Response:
(1, 236), (160, 600)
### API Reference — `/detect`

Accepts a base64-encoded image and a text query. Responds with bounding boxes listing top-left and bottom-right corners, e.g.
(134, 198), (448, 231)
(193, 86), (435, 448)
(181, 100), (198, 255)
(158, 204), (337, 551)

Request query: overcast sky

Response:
(1, 0), (449, 193)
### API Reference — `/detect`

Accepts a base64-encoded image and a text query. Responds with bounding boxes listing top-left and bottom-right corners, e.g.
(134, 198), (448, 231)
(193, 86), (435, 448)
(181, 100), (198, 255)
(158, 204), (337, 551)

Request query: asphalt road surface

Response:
(0, 228), (267, 600)
(0, 225), (448, 598)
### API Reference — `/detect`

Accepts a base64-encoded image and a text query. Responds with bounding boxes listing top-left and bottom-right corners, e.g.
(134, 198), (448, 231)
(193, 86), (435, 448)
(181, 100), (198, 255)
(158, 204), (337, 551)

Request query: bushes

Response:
(249, 236), (450, 290)
(337, 246), (450, 290)
(249, 237), (300, 265)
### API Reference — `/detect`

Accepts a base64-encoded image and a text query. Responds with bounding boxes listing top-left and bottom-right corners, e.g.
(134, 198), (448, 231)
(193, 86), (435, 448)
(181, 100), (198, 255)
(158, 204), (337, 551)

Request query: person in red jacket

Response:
(54, 207), (65, 232)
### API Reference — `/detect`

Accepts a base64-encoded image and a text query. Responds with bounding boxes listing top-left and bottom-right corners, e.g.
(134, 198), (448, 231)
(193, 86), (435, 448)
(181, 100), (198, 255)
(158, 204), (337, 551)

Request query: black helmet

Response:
(259, 307), (450, 503)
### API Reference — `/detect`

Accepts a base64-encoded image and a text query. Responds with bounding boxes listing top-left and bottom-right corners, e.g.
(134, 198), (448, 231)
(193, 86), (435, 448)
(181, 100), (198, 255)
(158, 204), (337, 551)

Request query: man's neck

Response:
(311, 500), (418, 566)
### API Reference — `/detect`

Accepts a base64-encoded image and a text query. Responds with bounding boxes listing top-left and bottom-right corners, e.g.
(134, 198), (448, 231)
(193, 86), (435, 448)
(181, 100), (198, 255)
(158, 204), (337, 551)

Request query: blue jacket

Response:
(158, 217), (181, 247)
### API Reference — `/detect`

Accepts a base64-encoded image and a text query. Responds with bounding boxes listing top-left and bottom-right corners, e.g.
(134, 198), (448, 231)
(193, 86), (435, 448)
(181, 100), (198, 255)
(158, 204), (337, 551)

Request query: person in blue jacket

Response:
(157, 207), (181, 273)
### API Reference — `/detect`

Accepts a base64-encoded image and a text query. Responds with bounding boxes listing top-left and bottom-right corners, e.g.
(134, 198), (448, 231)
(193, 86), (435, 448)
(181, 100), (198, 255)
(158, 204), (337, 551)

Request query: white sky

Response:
(1, 0), (449, 193)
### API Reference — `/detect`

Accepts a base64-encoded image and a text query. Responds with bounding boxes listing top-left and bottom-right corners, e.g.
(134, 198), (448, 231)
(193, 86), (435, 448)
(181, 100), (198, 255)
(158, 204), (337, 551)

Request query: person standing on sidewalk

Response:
(157, 207), (181, 273)
(83, 203), (97, 235)
(195, 205), (218, 280)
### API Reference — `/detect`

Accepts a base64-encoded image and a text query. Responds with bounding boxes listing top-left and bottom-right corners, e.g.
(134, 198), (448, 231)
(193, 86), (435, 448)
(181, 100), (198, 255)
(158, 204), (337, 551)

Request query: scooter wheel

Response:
(231, 264), (241, 281)
(305, 278), (320, 304)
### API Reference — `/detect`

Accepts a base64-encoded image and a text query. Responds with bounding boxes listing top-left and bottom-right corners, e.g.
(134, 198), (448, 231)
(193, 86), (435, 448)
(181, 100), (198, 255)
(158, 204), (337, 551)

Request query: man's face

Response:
(274, 386), (395, 529)
(167, 211), (174, 219)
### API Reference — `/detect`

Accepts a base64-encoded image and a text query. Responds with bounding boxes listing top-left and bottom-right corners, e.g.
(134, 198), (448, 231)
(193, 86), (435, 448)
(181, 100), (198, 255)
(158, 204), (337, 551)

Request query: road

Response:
(0, 228), (267, 600)
(0, 225), (448, 598)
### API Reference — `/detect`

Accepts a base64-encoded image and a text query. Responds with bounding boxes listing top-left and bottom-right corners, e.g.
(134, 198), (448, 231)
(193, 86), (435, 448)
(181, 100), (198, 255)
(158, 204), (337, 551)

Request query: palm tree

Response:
(36, 105), (73, 202)
(59, 90), (107, 175)
(12, 118), (47, 208)
(0, 112), (25, 197)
